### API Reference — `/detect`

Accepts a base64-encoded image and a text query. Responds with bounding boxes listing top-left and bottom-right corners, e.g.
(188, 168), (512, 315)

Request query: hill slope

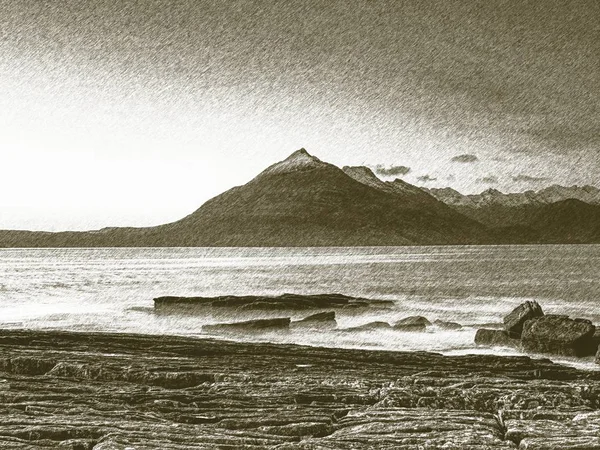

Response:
(2, 150), (598, 247)
(0, 149), (493, 247)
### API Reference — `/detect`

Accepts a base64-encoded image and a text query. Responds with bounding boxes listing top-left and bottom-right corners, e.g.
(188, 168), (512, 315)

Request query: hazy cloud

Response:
(451, 154), (479, 163)
(512, 174), (549, 183)
(477, 176), (498, 184)
(373, 164), (411, 177)
(417, 175), (437, 182)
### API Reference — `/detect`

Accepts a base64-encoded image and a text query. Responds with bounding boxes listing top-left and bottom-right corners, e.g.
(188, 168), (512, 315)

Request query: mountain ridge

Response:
(0, 149), (598, 247)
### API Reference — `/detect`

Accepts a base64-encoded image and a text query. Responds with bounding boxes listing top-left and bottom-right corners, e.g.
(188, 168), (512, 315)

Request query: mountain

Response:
(2, 149), (598, 247)
(528, 199), (600, 243)
(423, 185), (600, 228)
(0, 149), (493, 247)
(424, 185), (600, 208)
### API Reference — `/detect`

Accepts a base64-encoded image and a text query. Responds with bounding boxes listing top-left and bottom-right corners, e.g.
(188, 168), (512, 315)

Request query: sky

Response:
(1, 0), (599, 230)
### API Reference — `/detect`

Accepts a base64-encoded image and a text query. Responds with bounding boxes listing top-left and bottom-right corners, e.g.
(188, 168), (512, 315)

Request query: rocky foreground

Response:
(0, 329), (599, 449)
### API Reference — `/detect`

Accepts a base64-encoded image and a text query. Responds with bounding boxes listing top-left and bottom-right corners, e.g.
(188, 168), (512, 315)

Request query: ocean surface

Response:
(1, 245), (599, 369)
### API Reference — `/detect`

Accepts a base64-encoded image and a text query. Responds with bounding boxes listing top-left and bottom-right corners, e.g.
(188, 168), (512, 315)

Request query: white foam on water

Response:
(1, 246), (599, 369)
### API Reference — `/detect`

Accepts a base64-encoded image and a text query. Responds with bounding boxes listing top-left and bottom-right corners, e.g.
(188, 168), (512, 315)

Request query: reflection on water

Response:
(1, 245), (599, 368)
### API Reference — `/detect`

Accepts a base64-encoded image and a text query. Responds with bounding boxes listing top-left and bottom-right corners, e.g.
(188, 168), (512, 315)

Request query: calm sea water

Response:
(1, 246), (599, 368)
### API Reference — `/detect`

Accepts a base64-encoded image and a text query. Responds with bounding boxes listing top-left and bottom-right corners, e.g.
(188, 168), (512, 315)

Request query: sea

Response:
(1, 245), (599, 369)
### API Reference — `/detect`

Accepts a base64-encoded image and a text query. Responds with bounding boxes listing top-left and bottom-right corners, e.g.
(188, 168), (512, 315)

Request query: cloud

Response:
(373, 164), (411, 177)
(476, 175), (498, 184)
(417, 175), (437, 182)
(451, 154), (479, 163)
(512, 174), (548, 183)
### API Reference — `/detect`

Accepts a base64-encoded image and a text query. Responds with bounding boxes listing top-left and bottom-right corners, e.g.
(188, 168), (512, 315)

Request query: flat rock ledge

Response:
(154, 293), (394, 313)
(0, 329), (599, 449)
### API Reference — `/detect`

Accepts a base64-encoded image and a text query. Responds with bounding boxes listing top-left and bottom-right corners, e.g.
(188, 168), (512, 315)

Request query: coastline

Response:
(1, 329), (599, 449)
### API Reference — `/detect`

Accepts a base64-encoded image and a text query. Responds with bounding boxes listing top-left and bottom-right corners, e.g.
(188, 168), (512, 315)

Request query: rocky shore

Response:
(475, 301), (600, 363)
(0, 329), (599, 449)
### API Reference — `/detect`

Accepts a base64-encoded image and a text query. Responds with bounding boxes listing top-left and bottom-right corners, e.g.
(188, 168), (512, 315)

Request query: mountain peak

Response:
(257, 148), (331, 177)
(342, 165), (381, 185)
(481, 188), (503, 196)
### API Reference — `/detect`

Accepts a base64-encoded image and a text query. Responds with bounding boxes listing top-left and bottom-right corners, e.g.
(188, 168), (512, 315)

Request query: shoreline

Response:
(1, 328), (599, 448)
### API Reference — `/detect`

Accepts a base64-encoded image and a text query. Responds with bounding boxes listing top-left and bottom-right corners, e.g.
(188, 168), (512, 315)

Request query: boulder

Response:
(433, 319), (462, 330)
(292, 311), (337, 329)
(393, 323), (426, 332)
(521, 315), (596, 357)
(503, 301), (544, 338)
(203, 318), (290, 333)
(340, 321), (392, 332)
(474, 329), (520, 348)
(395, 316), (432, 327)
(392, 316), (430, 332)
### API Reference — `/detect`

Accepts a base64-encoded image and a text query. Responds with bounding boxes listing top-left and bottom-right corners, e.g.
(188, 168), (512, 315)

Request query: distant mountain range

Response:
(1, 149), (599, 247)
(423, 186), (600, 242)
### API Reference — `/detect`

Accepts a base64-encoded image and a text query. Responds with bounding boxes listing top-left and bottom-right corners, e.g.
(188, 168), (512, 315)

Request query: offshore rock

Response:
(392, 323), (426, 332)
(203, 317), (291, 333)
(395, 316), (432, 327)
(292, 311), (337, 329)
(504, 301), (544, 338)
(339, 321), (391, 332)
(433, 319), (462, 330)
(475, 329), (521, 348)
(521, 315), (596, 357)
(154, 293), (394, 312)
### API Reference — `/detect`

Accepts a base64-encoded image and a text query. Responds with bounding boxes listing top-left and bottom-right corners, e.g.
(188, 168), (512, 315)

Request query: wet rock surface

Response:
(154, 293), (393, 313)
(475, 329), (521, 349)
(504, 301), (544, 338)
(522, 315), (597, 357)
(292, 311), (337, 329)
(395, 316), (432, 327)
(434, 319), (462, 330)
(0, 329), (599, 449)
(478, 302), (599, 364)
(338, 321), (392, 332)
(202, 317), (291, 333)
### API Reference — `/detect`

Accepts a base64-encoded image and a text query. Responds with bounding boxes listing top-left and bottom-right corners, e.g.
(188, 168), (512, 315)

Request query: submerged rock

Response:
(393, 324), (426, 332)
(293, 311), (336, 329)
(504, 301), (544, 338)
(203, 318), (291, 333)
(340, 321), (392, 332)
(392, 316), (429, 332)
(434, 319), (462, 330)
(396, 316), (432, 327)
(521, 315), (596, 357)
(475, 329), (521, 348)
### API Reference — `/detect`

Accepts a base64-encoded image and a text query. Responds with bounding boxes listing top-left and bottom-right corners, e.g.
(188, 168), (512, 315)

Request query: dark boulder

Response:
(521, 315), (596, 357)
(393, 323), (426, 332)
(293, 311), (337, 329)
(392, 316), (430, 332)
(340, 321), (391, 332)
(433, 319), (462, 330)
(203, 318), (291, 333)
(474, 329), (520, 348)
(503, 301), (544, 338)
(395, 316), (432, 327)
